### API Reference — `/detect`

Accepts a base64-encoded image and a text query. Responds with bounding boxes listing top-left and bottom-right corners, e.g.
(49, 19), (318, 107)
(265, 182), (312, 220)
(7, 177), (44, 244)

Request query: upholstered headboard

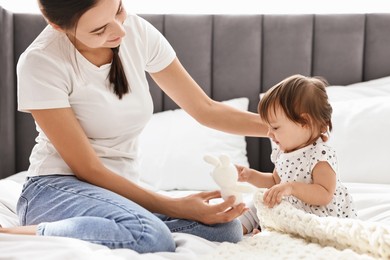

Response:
(1, 6), (390, 179)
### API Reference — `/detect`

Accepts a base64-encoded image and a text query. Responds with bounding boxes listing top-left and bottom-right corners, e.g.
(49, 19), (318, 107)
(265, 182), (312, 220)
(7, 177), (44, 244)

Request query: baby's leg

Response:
(238, 201), (260, 235)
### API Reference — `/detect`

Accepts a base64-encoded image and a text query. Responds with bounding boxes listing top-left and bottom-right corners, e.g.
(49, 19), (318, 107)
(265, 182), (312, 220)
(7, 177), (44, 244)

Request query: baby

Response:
(238, 74), (357, 234)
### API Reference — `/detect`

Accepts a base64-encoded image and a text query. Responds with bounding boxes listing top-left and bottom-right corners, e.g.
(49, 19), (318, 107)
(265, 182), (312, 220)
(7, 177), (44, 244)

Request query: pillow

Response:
(325, 76), (390, 184)
(326, 76), (390, 101)
(327, 96), (390, 184)
(0, 179), (22, 227)
(138, 97), (250, 191)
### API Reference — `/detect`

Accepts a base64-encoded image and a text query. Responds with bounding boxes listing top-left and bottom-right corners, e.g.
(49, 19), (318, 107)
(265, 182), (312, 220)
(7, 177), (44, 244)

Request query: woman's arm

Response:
(150, 58), (268, 137)
(30, 108), (247, 224)
(263, 162), (336, 208)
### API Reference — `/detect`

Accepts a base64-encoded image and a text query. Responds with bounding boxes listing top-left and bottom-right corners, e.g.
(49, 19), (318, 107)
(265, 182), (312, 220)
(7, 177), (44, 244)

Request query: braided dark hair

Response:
(39, 0), (130, 99)
(110, 46), (129, 99)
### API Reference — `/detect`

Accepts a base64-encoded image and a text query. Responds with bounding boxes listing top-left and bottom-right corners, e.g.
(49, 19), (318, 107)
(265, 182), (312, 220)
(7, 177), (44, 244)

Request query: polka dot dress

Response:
(271, 138), (357, 218)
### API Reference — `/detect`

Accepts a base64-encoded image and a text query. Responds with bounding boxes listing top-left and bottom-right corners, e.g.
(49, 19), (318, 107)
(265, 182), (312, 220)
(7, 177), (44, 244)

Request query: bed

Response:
(1, 7), (390, 259)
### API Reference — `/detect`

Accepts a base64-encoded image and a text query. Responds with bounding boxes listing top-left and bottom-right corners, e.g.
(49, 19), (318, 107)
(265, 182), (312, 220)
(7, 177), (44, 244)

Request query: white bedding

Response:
(206, 189), (390, 260)
(1, 173), (390, 260)
(0, 232), (218, 260)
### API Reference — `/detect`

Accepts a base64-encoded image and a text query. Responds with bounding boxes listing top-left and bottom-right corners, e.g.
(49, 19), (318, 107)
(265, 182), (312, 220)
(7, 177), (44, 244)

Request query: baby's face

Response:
(265, 107), (312, 153)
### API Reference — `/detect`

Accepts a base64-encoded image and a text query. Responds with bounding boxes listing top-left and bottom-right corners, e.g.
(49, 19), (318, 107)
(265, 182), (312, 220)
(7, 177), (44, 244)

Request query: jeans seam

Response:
(170, 221), (200, 233)
(17, 196), (28, 225)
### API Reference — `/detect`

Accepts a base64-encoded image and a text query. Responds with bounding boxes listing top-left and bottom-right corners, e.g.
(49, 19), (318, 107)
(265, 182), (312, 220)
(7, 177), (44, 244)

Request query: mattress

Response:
(1, 172), (389, 259)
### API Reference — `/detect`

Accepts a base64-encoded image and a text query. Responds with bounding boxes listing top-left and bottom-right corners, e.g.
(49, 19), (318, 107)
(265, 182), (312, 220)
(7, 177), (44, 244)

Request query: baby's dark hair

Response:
(38, 0), (129, 99)
(258, 74), (332, 142)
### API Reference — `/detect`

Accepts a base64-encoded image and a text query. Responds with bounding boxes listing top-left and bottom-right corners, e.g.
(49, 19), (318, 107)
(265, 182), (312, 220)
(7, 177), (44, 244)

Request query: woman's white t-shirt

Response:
(17, 14), (176, 181)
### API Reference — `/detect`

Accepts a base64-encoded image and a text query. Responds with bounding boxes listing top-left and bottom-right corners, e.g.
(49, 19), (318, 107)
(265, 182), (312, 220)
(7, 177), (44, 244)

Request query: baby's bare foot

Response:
(252, 228), (261, 235)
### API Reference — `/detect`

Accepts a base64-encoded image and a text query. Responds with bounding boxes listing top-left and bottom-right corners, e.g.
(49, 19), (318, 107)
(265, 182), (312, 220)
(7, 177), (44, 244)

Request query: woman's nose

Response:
(112, 20), (126, 37)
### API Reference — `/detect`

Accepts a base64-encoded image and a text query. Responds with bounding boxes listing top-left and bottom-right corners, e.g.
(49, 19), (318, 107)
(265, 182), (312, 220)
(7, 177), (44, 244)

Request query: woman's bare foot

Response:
(0, 225), (37, 235)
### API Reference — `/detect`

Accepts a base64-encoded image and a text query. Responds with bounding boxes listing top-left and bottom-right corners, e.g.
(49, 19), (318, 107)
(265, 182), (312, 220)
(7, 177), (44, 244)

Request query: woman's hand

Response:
(263, 182), (292, 208)
(176, 190), (248, 225)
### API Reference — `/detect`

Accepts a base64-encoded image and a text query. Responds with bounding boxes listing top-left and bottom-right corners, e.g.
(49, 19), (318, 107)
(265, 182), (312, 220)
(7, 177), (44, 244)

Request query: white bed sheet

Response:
(345, 182), (390, 224)
(0, 232), (217, 260)
(1, 173), (390, 260)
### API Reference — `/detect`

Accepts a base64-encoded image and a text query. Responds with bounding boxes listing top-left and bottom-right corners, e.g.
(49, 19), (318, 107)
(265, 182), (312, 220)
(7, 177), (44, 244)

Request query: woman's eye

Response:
(95, 29), (105, 36)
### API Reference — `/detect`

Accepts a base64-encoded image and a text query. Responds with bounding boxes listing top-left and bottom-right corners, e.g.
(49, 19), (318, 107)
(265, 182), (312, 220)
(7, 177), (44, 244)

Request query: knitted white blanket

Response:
(204, 189), (390, 260)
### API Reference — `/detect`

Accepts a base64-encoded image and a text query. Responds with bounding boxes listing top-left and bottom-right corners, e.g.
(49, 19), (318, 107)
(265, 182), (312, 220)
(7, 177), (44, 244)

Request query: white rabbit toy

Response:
(204, 154), (255, 205)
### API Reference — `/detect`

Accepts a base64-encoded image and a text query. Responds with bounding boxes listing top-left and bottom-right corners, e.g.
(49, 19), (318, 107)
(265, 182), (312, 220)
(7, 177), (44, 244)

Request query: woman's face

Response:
(68, 0), (127, 50)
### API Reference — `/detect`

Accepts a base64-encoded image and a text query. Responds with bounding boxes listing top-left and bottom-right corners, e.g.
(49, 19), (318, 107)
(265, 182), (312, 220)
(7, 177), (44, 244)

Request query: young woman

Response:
(238, 74), (357, 235)
(0, 0), (267, 253)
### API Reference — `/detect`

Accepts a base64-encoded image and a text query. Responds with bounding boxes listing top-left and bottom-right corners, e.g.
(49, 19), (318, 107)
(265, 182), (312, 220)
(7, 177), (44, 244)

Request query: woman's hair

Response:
(38, 0), (129, 99)
(258, 74), (332, 142)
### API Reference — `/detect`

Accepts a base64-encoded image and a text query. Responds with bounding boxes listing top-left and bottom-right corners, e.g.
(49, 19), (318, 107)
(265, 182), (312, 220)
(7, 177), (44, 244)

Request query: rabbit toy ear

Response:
(219, 154), (230, 166)
(203, 155), (220, 167)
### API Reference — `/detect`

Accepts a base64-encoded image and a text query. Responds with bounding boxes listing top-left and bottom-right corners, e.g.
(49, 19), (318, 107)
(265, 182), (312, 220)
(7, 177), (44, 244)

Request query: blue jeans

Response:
(16, 175), (242, 252)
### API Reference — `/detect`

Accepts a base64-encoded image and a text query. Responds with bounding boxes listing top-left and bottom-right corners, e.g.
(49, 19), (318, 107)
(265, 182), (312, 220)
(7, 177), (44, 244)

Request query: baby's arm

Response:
(236, 165), (278, 188)
(263, 161), (336, 207)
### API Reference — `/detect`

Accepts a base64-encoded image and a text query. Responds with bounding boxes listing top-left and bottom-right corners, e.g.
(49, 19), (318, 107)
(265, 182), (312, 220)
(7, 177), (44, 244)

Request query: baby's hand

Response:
(263, 183), (292, 208)
(235, 165), (251, 182)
